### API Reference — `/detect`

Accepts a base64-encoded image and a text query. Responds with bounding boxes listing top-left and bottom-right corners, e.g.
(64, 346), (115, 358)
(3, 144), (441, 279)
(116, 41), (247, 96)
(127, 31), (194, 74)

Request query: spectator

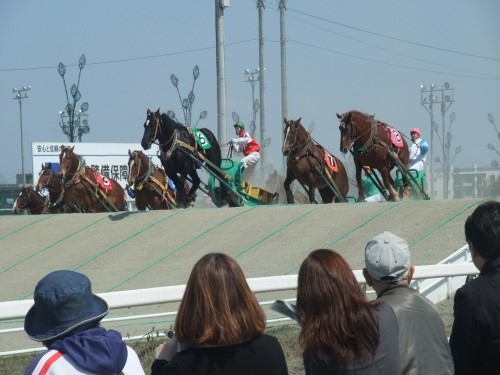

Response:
(151, 253), (288, 375)
(363, 231), (454, 374)
(297, 249), (400, 374)
(230, 121), (261, 182)
(408, 127), (428, 172)
(24, 270), (144, 375)
(449, 200), (500, 374)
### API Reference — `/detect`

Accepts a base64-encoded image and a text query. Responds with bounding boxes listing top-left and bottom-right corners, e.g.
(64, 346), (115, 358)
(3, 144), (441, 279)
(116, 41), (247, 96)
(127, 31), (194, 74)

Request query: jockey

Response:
(409, 127), (429, 172)
(230, 121), (261, 182)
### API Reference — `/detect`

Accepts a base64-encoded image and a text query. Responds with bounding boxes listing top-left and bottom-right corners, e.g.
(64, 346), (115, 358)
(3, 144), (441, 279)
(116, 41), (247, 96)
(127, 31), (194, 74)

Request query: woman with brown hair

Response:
(297, 249), (400, 374)
(151, 253), (288, 375)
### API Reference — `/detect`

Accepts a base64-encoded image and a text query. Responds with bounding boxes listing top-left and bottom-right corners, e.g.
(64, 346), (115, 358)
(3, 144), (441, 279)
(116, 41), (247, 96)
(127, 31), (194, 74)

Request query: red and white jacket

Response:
(231, 130), (261, 156)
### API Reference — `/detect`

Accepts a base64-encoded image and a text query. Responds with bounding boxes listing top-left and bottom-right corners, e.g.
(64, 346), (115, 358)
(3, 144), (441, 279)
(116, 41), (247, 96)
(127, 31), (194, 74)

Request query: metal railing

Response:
(0, 251), (477, 356)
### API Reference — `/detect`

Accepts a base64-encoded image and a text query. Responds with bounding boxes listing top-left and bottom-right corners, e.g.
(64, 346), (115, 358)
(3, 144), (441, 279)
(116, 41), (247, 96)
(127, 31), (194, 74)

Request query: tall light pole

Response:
(59, 102), (90, 142)
(244, 68), (260, 135)
(420, 83), (455, 199)
(420, 84), (437, 196)
(486, 113), (500, 167)
(12, 86), (31, 186)
(487, 113), (500, 140)
(58, 54), (88, 142)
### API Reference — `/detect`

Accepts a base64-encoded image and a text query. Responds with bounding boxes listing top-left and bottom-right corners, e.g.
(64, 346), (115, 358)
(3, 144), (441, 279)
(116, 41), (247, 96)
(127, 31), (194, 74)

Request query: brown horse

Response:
(12, 186), (54, 214)
(37, 163), (77, 213)
(58, 145), (126, 212)
(337, 110), (410, 201)
(282, 118), (349, 203)
(127, 149), (178, 210)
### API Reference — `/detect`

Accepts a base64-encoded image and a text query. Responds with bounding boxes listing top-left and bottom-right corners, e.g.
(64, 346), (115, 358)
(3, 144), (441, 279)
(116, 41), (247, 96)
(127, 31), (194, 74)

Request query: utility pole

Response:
(257, 0), (267, 178)
(215, 0), (229, 144)
(279, 0), (288, 174)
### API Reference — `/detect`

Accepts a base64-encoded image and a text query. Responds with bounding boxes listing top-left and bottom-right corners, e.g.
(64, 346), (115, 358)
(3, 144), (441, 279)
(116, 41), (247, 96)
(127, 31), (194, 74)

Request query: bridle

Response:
(129, 152), (153, 186)
(149, 113), (176, 148)
(284, 120), (311, 159)
(15, 189), (50, 214)
(60, 148), (85, 183)
(339, 113), (377, 152)
(39, 168), (62, 193)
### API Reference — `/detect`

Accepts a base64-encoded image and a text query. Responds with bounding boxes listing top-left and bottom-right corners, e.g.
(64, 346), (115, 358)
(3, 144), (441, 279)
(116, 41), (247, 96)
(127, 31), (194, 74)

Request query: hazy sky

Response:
(1, 0), (499, 184)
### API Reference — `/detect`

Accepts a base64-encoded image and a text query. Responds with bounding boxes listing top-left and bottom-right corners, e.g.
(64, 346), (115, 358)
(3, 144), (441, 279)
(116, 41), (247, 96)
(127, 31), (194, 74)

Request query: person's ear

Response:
(362, 268), (373, 287)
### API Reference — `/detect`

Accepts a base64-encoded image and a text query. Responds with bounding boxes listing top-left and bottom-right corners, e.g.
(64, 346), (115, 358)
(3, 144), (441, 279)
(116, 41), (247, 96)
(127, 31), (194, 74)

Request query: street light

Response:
(420, 82), (455, 199)
(487, 113), (500, 140)
(12, 86), (31, 186)
(59, 102), (90, 142)
(244, 68), (260, 135)
(168, 65), (206, 126)
(58, 54), (88, 142)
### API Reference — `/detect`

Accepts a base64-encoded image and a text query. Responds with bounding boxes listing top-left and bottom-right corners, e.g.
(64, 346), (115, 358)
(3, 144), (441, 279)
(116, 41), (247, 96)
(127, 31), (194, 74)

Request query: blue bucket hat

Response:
(24, 270), (109, 342)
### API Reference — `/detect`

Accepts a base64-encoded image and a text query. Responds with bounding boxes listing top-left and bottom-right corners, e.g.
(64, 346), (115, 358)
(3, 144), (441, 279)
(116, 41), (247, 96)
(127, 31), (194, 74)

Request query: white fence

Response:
(0, 248), (478, 356)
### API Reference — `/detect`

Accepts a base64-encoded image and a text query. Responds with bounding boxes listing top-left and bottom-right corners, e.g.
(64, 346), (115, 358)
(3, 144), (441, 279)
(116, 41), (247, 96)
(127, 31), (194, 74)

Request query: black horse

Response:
(141, 108), (226, 207)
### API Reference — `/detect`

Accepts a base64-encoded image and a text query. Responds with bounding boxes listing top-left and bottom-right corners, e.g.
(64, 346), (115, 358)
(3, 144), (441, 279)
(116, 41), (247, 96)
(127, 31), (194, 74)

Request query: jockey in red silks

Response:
(231, 121), (261, 182)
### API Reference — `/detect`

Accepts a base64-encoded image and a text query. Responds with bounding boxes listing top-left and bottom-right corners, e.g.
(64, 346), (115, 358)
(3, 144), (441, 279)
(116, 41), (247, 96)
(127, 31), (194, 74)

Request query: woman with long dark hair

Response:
(297, 249), (400, 374)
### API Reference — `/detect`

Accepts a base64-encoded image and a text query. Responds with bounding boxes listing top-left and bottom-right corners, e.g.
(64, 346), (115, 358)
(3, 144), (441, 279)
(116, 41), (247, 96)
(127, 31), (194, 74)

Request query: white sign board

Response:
(32, 143), (159, 189)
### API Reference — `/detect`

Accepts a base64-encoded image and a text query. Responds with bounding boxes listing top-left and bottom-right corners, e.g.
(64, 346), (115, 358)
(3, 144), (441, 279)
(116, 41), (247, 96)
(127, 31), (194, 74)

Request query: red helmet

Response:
(410, 127), (421, 136)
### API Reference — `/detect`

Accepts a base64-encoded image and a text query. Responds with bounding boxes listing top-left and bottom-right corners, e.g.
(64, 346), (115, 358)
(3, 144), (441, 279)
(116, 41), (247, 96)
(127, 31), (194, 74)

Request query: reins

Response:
(152, 114), (176, 148)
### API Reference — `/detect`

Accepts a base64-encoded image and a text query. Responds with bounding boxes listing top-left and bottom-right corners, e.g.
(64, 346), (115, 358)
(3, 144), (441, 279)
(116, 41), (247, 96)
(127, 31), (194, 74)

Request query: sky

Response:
(1, 0), (499, 184)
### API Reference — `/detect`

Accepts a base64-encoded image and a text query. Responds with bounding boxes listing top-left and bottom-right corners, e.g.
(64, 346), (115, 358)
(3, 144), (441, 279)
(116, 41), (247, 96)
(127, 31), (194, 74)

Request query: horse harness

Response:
(131, 152), (175, 206)
(62, 152), (120, 212)
(40, 168), (65, 210)
(287, 123), (346, 202)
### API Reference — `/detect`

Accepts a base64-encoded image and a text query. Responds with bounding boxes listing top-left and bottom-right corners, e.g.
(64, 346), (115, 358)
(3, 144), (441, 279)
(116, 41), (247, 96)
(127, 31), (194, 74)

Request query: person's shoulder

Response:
(250, 334), (281, 347)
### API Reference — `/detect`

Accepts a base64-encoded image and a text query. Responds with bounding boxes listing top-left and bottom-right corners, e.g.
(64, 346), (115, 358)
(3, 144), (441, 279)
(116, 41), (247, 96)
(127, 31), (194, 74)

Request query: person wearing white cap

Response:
(363, 231), (454, 375)
(408, 127), (428, 172)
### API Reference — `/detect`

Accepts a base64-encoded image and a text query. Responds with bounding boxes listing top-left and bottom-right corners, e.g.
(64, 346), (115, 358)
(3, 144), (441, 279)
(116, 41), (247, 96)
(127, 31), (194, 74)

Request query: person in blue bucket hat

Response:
(24, 270), (145, 374)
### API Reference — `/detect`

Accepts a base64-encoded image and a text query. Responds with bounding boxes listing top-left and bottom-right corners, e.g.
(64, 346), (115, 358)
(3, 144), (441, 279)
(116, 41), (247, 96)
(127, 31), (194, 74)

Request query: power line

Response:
(287, 7), (500, 63)
(287, 38), (500, 81)
(284, 11), (500, 80)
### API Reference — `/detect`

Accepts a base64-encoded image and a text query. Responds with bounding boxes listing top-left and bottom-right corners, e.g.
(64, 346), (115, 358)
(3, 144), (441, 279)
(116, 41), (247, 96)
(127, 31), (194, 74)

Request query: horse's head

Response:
(58, 145), (77, 179)
(337, 112), (353, 154)
(12, 187), (33, 214)
(282, 117), (304, 157)
(141, 109), (162, 150)
(128, 149), (147, 185)
(37, 163), (58, 191)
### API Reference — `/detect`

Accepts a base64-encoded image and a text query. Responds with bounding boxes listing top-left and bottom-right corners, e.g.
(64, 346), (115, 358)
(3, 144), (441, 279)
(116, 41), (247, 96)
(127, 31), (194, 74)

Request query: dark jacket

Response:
(377, 285), (454, 374)
(151, 334), (287, 375)
(450, 258), (500, 375)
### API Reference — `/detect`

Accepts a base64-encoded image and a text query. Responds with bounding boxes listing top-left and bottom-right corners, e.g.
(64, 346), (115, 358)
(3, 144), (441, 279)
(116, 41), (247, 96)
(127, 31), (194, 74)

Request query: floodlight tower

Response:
(12, 86), (31, 186)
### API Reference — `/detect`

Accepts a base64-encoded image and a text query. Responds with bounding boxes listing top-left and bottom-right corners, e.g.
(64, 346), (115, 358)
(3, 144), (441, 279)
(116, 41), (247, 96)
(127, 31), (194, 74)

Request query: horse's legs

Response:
(318, 187), (334, 204)
(380, 166), (399, 201)
(187, 170), (200, 201)
(307, 187), (316, 203)
(354, 160), (366, 201)
(283, 169), (296, 204)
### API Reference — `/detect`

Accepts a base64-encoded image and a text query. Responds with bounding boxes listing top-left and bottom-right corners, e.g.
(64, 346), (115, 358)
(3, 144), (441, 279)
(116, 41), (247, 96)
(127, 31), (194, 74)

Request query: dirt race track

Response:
(0, 197), (494, 353)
